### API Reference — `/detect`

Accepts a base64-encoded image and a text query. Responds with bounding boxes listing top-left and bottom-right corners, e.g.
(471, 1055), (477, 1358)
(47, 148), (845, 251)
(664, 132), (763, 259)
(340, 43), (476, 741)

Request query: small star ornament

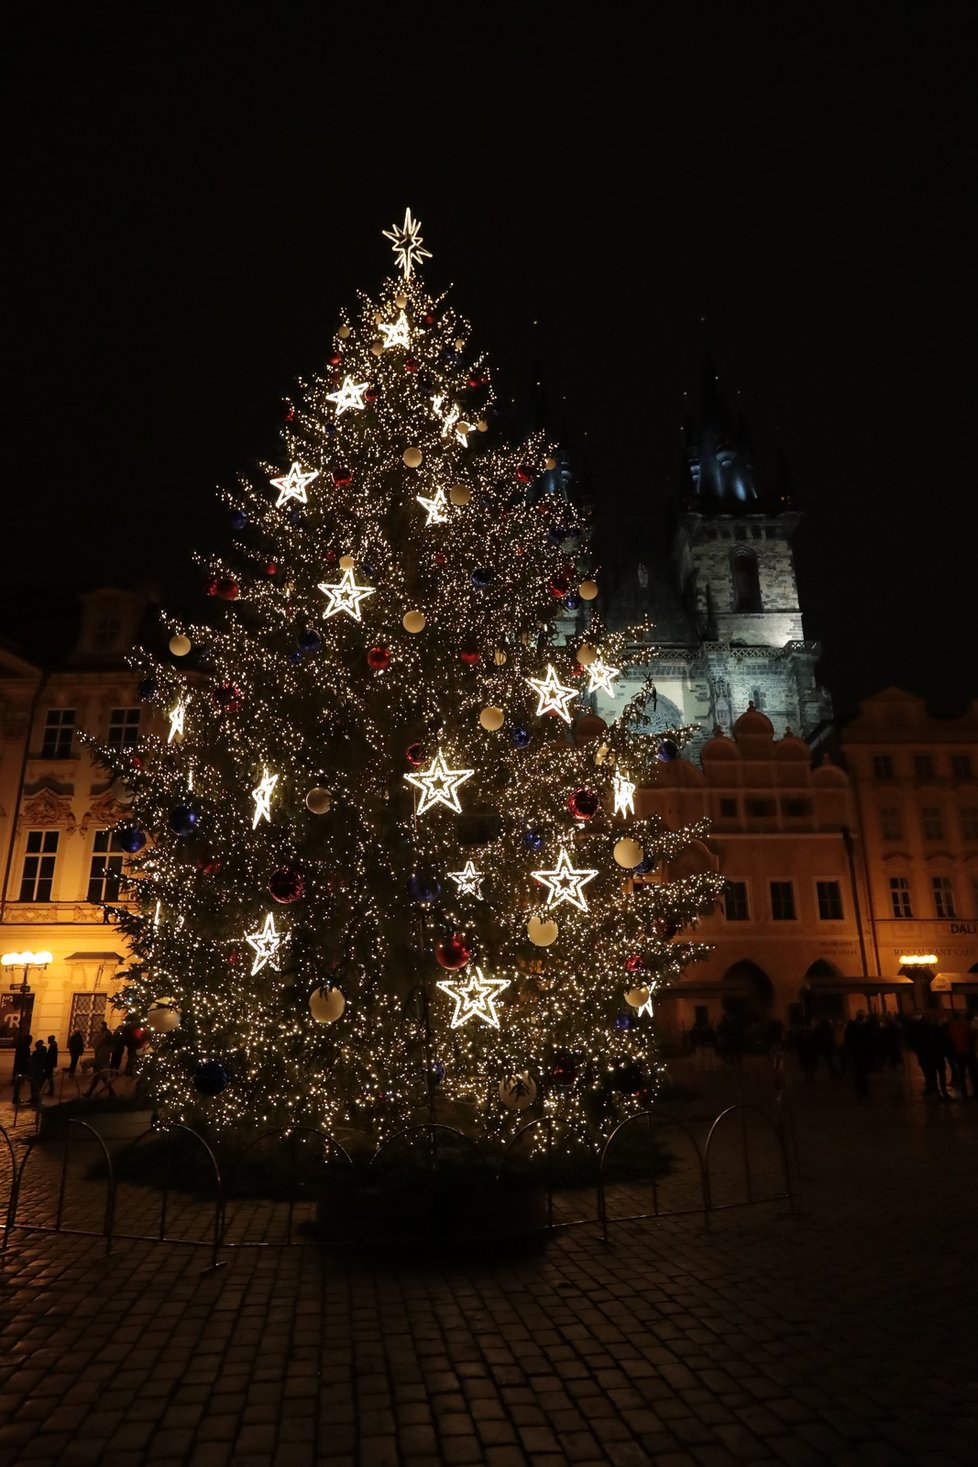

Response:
(416, 486), (450, 526)
(382, 206), (432, 279)
(449, 860), (484, 899)
(532, 846), (599, 913)
(378, 311), (410, 349)
(252, 768), (278, 828)
(587, 658), (621, 696)
(612, 769), (636, 817)
(245, 911), (287, 976)
(325, 376), (370, 415)
(404, 749), (474, 816)
(318, 567), (376, 622)
(270, 462), (318, 508)
(526, 664), (578, 723)
(438, 966), (511, 1029)
(167, 701), (186, 745)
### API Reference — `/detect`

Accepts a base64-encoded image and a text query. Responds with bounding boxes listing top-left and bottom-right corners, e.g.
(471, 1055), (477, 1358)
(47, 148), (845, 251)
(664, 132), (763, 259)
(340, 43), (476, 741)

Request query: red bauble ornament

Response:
(367, 645), (391, 671)
(568, 787), (600, 820)
(515, 463), (534, 484)
(435, 935), (471, 970)
(625, 954), (646, 973)
(548, 574), (570, 599)
(459, 648), (481, 666)
(434, 552), (447, 566)
(205, 577), (219, 597)
(216, 578), (240, 601)
(130, 1026), (148, 1047)
(265, 562), (278, 577)
(197, 853), (222, 875)
(423, 310), (436, 326)
(228, 949), (241, 966)
(656, 920), (679, 941)
(364, 383), (380, 402)
(570, 663), (586, 677)
(211, 682), (243, 713)
(404, 358), (419, 373)
(131, 754), (143, 768)
(332, 467), (353, 487)
(328, 350), (342, 367)
(325, 548), (338, 563)
(285, 405), (296, 421)
(405, 741), (428, 767)
(268, 866), (305, 904)
(467, 373), (480, 389)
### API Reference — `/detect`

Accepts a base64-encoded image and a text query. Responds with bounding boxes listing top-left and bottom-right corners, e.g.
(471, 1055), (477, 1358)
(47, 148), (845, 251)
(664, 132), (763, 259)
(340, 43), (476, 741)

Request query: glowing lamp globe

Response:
(434, 936), (471, 971)
(499, 1073), (538, 1111)
(309, 986), (346, 1024)
(449, 484), (471, 506)
(625, 985), (651, 1010)
(402, 610), (426, 633)
(268, 866), (305, 903)
(169, 634), (192, 657)
(402, 447), (423, 468)
(479, 706), (505, 732)
(338, 554), (356, 570)
(576, 643), (598, 665)
(578, 580), (599, 601)
(306, 787), (332, 814)
(367, 645), (391, 671)
(527, 915), (559, 947)
(613, 837), (645, 870)
(145, 1002), (180, 1034)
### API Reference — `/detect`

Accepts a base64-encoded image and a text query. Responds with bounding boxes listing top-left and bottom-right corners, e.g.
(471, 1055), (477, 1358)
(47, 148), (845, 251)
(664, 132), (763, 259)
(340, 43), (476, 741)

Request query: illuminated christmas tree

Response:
(97, 210), (723, 1148)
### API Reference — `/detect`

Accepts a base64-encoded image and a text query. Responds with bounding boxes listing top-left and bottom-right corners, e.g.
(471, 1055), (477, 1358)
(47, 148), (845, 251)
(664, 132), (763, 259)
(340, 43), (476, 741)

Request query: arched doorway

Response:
(720, 960), (775, 1050)
(801, 959), (845, 1023)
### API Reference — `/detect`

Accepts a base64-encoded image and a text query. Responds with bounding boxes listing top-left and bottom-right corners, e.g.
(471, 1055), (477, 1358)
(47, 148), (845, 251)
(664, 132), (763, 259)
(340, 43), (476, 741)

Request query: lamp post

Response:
(2, 949), (53, 994)
(899, 953), (938, 1012)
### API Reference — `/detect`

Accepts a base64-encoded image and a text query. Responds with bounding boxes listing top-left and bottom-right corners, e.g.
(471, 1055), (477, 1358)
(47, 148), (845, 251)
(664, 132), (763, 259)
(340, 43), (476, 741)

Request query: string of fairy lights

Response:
(91, 209), (724, 1147)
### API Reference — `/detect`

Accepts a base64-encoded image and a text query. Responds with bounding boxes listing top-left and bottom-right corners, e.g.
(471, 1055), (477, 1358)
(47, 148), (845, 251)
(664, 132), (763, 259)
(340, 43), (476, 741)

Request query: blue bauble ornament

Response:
(431, 1060), (445, 1085)
(194, 1059), (230, 1097)
(297, 628), (322, 653)
(615, 1014), (633, 1030)
(285, 508), (303, 526)
(523, 827), (545, 852)
(137, 679), (158, 702)
(547, 527), (564, 545)
(169, 803), (200, 837)
(323, 422), (337, 438)
(471, 567), (493, 590)
(289, 650), (304, 664)
(115, 826), (147, 855)
(408, 872), (442, 904)
(229, 509), (247, 532)
(510, 727), (531, 749)
(634, 855), (655, 875)
(657, 739), (679, 763)
(564, 594), (581, 611)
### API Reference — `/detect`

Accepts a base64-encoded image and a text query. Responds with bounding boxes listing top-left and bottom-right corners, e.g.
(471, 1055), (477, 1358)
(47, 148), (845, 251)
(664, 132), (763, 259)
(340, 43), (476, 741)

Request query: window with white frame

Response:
(879, 806), (903, 841)
(920, 805), (943, 840)
(87, 830), (124, 904)
(107, 707), (141, 748)
(873, 754), (893, 779)
(19, 830), (60, 901)
(931, 875), (956, 919)
(950, 753), (971, 779)
(913, 753), (935, 780)
(816, 880), (844, 920)
(888, 876), (913, 919)
(40, 709), (76, 758)
(723, 881), (749, 920)
(960, 807), (978, 841)
(770, 881), (796, 920)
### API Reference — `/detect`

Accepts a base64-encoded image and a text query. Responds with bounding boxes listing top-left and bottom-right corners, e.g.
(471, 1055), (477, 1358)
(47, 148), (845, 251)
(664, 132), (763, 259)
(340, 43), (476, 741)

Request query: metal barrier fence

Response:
(0, 1099), (794, 1266)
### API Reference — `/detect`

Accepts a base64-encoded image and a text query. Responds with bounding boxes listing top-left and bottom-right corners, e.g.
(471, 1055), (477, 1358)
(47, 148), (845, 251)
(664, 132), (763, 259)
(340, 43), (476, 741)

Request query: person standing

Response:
(945, 1011), (977, 1099)
(67, 1029), (85, 1077)
(844, 1010), (872, 1097)
(44, 1036), (59, 1095)
(28, 1041), (48, 1106)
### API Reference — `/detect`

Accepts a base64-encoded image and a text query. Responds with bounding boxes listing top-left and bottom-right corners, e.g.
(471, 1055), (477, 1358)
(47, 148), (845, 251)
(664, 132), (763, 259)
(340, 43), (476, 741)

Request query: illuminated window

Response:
(920, 806), (943, 840)
(732, 549), (761, 611)
(40, 709), (76, 758)
(107, 708), (141, 748)
(19, 830), (60, 902)
(951, 754), (971, 779)
(87, 830), (123, 904)
(931, 875), (956, 919)
(770, 881), (795, 920)
(961, 808), (978, 841)
(873, 755), (893, 779)
(888, 876), (912, 919)
(879, 807), (902, 841)
(913, 753), (934, 780)
(723, 881), (749, 920)
(816, 881), (844, 920)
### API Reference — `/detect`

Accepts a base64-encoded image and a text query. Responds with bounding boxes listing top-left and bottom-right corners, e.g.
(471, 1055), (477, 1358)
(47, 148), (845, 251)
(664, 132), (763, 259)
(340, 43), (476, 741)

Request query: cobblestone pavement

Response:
(1, 1059), (976, 1467)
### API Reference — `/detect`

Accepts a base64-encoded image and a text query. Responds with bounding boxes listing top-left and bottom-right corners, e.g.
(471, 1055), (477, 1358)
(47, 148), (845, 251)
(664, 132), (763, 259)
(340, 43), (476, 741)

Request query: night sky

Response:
(8, 14), (976, 720)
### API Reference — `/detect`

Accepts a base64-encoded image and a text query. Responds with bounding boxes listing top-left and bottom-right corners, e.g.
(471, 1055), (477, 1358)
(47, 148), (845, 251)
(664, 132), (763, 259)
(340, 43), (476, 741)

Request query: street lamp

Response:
(2, 950), (53, 993)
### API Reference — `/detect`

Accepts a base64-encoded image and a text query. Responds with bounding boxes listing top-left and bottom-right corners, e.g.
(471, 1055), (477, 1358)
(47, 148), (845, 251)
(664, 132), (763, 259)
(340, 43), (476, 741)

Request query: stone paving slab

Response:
(1, 1063), (976, 1467)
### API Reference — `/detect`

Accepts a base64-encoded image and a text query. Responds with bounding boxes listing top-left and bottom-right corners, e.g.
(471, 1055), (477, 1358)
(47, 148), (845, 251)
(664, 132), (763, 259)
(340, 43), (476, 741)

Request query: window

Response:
(770, 881), (796, 920)
(718, 798), (738, 818)
(913, 753), (934, 780)
(951, 754), (972, 779)
(783, 798), (812, 818)
(879, 807), (903, 841)
(40, 709), (76, 758)
(723, 881), (749, 920)
(873, 755), (893, 779)
(87, 830), (124, 904)
(961, 807), (978, 841)
(95, 615), (121, 648)
(107, 707), (141, 748)
(68, 992), (108, 1047)
(920, 805), (943, 840)
(747, 798), (776, 818)
(816, 881), (844, 920)
(732, 549), (761, 611)
(888, 876), (913, 919)
(931, 876), (956, 919)
(750, 686), (766, 710)
(18, 830), (60, 902)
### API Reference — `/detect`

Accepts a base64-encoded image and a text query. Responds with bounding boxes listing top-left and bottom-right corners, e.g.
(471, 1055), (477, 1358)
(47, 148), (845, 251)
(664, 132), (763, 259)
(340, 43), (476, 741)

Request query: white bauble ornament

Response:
(169, 634), (191, 657)
(477, 420), (489, 433)
(146, 1002), (180, 1033)
(493, 649), (508, 667)
(454, 337), (465, 349)
(479, 707), (505, 732)
(403, 447), (423, 468)
(613, 838), (644, 869)
(577, 643), (598, 665)
(309, 986), (345, 1023)
(448, 484), (471, 506)
(403, 610), (426, 634)
(625, 985), (651, 1010)
(527, 914), (559, 947)
(337, 324), (351, 339)
(306, 787), (333, 814)
(338, 554), (355, 570)
(578, 580), (599, 601)
(110, 778), (134, 805)
(499, 1073), (538, 1111)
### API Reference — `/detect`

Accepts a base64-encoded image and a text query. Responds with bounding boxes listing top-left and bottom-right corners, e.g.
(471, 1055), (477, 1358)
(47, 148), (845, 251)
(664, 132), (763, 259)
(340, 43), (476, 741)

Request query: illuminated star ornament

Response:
(270, 461), (318, 509)
(167, 701), (185, 745)
(612, 769), (636, 817)
(378, 311), (410, 349)
(631, 989), (655, 1018)
(325, 376), (370, 415)
(416, 486), (449, 526)
(382, 206), (432, 279)
(318, 567), (376, 622)
(437, 966), (511, 1029)
(404, 749), (474, 816)
(532, 846), (599, 913)
(251, 768), (278, 828)
(587, 658), (621, 696)
(245, 911), (287, 976)
(526, 664), (578, 723)
(431, 394), (461, 439)
(449, 860), (484, 899)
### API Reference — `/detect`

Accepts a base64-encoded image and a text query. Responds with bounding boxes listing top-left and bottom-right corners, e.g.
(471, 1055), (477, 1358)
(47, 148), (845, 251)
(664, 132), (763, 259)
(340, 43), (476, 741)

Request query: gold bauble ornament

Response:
(457, 422), (472, 439)
(305, 787), (333, 814)
(493, 649), (508, 666)
(403, 610), (426, 634)
(395, 293), (408, 309)
(479, 706), (505, 732)
(403, 447), (423, 468)
(372, 312), (382, 324)
(477, 420), (489, 433)
(577, 643), (598, 665)
(370, 341), (383, 356)
(309, 986), (345, 1023)
(337, 324), (351, 339)
(448, 484), (471, 506)
(499, 1073), (538, 1110)
(544, 456), (557, 470)
(454, 337), (465, 349)
(338, 554), (355, 570)
(613, 838), (644, 869)
(168, 634), (191, 657)
(527, 914), (559, 947)
(578, 580), (599, 601)
(625, 985), (651, 1010)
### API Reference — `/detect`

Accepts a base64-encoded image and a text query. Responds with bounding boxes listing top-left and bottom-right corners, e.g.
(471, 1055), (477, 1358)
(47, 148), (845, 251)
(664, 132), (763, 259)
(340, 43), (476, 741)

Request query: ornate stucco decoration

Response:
(18, 786), (77, 834)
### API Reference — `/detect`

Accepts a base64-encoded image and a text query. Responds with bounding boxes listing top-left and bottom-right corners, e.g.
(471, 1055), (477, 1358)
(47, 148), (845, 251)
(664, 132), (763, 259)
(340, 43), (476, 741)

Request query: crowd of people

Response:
(9, 1019), (146, 1106)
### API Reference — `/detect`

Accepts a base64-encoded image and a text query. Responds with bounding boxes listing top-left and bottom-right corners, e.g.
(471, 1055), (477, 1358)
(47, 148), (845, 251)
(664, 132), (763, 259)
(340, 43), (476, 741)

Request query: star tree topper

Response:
(318, 567), (376, 622)
(449, 859), (484, 899)
(245, 911), (287, 976)
(270, 462), (318, 508)
(532, 846), (599, 913)
(404, 749), (474, 816)
(252, 768), (278, 828)
(382, 206), (432, 279)
(325, 376), (370, 415)
(587, 657), (621, 696)
(437, 966), (511, 1029)
(612, 769), (636, 817)
(526, 664), (578, 723)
